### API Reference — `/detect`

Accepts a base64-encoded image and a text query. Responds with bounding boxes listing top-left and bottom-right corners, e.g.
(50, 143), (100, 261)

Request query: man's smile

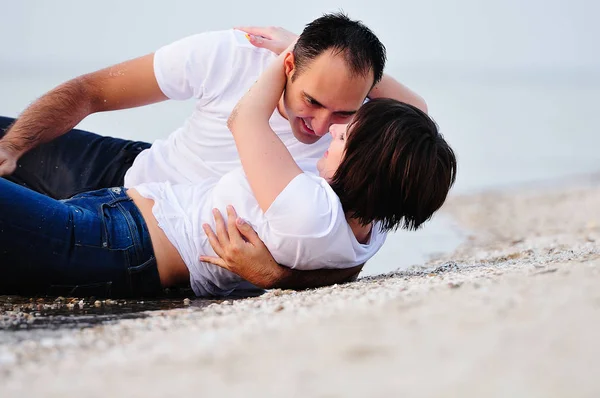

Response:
(301, 118), (315, 135)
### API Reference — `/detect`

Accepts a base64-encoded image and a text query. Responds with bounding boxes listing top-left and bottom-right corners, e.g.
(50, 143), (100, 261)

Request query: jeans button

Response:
(111, 187), (121, 194)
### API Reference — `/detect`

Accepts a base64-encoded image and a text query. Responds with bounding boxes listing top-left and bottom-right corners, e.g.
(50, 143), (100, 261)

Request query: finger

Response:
(234, 27), (273, 50)
(202, 223), (224, 258)
(245, 34), (270, 49)
(226, 205), (244, 243)
(233, 26), (273, 39)
(199, 255), (229, 270)
(212, 208), (230, 246)
(235, 217), (266, 247)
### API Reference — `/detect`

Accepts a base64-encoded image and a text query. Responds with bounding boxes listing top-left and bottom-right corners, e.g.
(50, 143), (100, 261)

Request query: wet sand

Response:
(1, 174), (599, 397)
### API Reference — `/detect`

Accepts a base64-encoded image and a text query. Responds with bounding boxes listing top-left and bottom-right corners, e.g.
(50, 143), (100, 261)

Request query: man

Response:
(0, 13), (426, 291)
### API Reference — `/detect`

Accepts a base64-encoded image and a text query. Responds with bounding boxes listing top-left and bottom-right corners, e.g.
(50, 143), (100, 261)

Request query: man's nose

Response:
(312, 113), (333, 136)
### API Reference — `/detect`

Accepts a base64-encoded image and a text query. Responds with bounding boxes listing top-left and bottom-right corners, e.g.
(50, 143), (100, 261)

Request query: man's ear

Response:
(284, 51), (295, 79)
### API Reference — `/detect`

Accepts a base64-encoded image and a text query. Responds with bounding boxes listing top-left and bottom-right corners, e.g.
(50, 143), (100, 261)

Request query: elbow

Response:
(68, 75), (98, 115)
(412, 95), (428, 114)
(417, 98), (428, 114)
(46, 76), (96, 119)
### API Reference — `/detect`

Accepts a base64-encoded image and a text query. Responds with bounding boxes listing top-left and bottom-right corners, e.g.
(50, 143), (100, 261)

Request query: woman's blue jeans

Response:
(0, 179), (162, 298)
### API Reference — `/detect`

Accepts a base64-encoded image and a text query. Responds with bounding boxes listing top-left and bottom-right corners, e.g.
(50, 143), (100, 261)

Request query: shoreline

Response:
(1, 173), (599, 397)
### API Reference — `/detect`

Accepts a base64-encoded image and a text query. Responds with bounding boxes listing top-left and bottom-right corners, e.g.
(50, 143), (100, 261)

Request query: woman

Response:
(0, 48), (456, 298)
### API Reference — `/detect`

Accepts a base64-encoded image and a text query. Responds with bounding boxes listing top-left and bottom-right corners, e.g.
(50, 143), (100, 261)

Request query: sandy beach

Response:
(1, 2), (598, 396)
(1, 173), (599, 397)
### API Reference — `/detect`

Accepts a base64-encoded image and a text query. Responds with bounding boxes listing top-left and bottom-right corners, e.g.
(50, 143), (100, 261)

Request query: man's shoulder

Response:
(185, 29), (276, 78)
(161, 29), (272, 59)
(203, 30), (276, 97)
(228, 30), (277, 65)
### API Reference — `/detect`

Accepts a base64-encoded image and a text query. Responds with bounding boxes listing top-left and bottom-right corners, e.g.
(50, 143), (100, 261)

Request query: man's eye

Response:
(307, 98), (318, 106)
(333, 114), (352, 123)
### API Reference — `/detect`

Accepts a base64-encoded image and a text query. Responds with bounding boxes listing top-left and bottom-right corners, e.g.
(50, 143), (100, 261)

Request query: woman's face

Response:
(317, 123), (349, 181)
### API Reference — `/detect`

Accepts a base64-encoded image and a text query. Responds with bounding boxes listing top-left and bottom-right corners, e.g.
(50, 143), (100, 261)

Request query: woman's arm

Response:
(227, 50), (302, 212)
(368, 74), (428, 113)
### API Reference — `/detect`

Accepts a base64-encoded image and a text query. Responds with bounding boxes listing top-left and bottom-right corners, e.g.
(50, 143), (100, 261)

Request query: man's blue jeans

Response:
(0, 178), (162, 298)
(0, 115), (151, 199)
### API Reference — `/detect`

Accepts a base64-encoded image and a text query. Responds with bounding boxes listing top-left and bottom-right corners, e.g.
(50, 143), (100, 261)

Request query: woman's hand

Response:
(235, 26), (298, 55)
(200, 205), (286, 289)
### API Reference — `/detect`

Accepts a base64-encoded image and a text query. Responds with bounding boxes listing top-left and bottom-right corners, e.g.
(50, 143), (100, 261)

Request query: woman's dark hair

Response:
(330, 98), (457, 232)
(293, 12), (386, 86)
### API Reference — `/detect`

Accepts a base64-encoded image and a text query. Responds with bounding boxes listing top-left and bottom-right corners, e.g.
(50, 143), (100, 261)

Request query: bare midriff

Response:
(126, 188), (190, 288)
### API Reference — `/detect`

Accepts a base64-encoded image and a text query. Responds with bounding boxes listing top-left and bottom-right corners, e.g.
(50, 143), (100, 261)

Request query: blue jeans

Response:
(0, 116), (151, 199)
(0, 179), (162, 298)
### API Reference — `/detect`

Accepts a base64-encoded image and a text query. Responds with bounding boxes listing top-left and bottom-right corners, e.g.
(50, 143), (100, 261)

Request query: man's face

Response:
(282, 50), (373, 145)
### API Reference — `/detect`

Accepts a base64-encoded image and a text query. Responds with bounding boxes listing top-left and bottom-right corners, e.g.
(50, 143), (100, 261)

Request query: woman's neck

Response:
(346, 216), (373, 244)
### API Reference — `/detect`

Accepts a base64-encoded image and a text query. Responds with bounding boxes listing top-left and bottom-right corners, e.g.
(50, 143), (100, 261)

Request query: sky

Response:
(1, 0), (599, 73)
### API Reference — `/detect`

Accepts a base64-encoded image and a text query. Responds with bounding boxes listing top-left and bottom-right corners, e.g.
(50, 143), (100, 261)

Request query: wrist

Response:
(0, 139), (24, 158)
(265, 262), (292, 289)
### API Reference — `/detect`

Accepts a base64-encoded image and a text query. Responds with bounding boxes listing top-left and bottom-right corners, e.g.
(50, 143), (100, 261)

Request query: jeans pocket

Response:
(100, 202), (134, 251)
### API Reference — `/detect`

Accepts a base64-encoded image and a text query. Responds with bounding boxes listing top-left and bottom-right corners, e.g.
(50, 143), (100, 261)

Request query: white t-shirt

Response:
(127, 29), (386, 296)
(123, 29), (331, 187)
(134, 164), (387, 297)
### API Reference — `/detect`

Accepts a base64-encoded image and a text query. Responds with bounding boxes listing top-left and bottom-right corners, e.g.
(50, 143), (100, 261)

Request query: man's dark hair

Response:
(330, 98), (457, 232)
(293, 12), (386, 86)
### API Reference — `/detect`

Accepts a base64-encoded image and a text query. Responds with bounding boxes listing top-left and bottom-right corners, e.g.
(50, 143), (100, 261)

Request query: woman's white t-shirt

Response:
(134, 165), (387, 297)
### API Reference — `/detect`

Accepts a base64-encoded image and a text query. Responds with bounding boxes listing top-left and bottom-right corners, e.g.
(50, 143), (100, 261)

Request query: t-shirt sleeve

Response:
(153, 30), (232, 101)
(261, 173), (353, 270)
(264, 173), (341, 238)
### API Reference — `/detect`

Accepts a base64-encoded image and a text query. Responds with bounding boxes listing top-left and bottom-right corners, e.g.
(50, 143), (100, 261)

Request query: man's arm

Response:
(236, 26), (428, 113)
(0, 54), (166, 175)
(265, 263), (364, 290)
(368, 74), (428, 113)
(200, 206), (364, 290)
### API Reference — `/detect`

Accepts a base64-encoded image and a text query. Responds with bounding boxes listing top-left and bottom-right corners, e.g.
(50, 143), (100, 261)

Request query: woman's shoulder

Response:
(263, 172), (344, 237)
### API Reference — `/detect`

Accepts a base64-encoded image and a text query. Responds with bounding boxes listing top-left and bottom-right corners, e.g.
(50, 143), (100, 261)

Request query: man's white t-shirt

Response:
(124, 29), (331, 187)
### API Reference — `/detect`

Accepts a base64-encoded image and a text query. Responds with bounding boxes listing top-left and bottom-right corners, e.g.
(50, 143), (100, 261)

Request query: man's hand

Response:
(200, 205), (364, 290)
(200, 205), (285, 289)
(235, 26), (298, 55)
(0, 143), (19, 176)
